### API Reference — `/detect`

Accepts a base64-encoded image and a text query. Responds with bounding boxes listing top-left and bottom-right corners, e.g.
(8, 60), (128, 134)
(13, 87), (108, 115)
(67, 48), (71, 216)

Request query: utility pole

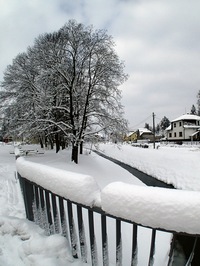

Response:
(152, 112), (155, 149)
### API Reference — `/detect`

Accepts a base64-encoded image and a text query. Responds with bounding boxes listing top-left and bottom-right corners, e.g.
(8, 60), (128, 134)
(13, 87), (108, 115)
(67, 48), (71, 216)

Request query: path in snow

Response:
(0, 146), (24, 218)
(94, 150), (174, 188)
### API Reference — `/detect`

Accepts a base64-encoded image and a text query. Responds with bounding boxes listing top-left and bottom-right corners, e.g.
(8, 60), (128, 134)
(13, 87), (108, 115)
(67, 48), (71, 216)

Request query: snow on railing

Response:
(16, 157), (100, 207)
(16, 157), (200, 265)
(16, 157), (200, 235)
(101, 182), (200, 235)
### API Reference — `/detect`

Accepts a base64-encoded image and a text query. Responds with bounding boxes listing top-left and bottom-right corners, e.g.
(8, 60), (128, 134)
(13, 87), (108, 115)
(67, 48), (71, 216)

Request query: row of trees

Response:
(0, 20), (128, 163)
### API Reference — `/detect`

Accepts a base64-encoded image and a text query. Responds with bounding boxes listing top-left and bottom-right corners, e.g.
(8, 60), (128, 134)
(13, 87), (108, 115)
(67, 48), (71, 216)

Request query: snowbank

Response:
(16, 157), (100, 207)
(101, 182), (200, 235)
(0, 216), (75, 266)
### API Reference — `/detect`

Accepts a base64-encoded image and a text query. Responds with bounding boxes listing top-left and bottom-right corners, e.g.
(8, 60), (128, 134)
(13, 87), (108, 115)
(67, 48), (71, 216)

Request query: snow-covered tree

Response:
(0, 20), (128, 163)
(32, 20), (127, 162)
(160, 116), (170, 131)
(155, 124), (160, 134)
(0, 52), (40, 139)
(144, 123), (150, 129)
(190, 104), (197, 115)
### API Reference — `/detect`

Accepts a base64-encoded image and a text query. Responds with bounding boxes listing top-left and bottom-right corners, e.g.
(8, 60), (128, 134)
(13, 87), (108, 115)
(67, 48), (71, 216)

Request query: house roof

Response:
(127, 131), (137, 137)
(191, 130), (200, 137)
(138, 128), (153, 135)
(165, 125), (171, 131)
(127, 128), (153, 137)
(171, 114), (200, 122)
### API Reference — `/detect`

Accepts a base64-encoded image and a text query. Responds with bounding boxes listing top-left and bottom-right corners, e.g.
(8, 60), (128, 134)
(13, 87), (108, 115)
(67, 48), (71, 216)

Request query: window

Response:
(179, 132), (182, 137)
(174, 132), (176, 137)
(179, 122), (182, 126)
(169, 133), (172, 138)
(174, 123), (176, 127)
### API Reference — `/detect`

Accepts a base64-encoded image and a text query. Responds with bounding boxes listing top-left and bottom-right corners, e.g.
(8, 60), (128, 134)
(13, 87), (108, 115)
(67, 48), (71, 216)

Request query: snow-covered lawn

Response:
(96, 142), (200, 191)
(0, 142), (200, 265)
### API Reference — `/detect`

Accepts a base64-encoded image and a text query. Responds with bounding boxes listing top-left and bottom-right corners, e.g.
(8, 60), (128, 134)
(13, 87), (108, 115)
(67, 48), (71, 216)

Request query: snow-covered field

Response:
(0, 142), (200, 265)
(96, 142), (200, 191)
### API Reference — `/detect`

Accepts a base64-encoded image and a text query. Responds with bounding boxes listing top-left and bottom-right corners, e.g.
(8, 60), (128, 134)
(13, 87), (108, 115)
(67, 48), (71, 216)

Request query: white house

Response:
(166, 114), (200, 141)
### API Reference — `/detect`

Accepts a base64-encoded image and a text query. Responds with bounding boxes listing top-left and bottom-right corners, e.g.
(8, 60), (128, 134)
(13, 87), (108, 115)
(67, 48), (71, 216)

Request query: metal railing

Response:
(17, 173), (200, 266)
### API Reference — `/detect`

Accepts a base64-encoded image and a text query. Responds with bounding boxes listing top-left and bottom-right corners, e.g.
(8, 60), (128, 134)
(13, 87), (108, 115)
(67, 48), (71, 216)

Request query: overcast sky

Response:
(1, 0), (200, 129)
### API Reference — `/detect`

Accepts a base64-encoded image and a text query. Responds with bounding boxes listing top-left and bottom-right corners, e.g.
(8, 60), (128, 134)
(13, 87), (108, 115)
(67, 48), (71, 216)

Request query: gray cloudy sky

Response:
(1, 0), (200, 129)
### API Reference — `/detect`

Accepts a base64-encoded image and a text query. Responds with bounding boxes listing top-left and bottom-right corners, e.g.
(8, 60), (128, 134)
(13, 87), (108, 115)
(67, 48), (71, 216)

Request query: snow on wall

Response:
(16, 157), (100, 207)
(101, 182), (200, 235)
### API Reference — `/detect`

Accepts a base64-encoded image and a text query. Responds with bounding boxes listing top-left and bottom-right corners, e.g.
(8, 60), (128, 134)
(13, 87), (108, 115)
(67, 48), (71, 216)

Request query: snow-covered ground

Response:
(1, 143), (145, 266)
(0, 142), (200, 265)
(96, 142), (200, 191)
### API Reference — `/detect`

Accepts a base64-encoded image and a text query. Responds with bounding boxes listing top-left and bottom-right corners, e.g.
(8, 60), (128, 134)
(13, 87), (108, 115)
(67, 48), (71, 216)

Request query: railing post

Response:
(19, 175), (34, 222)
(167, 234), (176, 266)
(131, 224), (138, 266)
(88, 209), (97, 265)
(18, 173), (28, 217)
(101, 214), (109, 266)
(38, 187), (48, 231)
(44, 190), (54, 235)
(148, 229), (156, 266)
(116, 219), (122, 266)
(77, 205), (87, 263)
(58, 197), (67, 237)
(185, 237), (198, 265)
(67, 201), (78, 258)
(33, 185), (40, 224)
(51, 193), (60, 234)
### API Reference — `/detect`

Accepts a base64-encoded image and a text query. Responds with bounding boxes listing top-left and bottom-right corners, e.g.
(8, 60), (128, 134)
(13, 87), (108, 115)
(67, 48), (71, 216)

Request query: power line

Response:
(129, 114), (152, 129)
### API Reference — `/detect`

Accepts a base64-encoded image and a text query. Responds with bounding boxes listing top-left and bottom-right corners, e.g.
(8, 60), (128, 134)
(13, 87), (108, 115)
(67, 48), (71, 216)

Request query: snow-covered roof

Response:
(127, 131), (136, 135)
(171, 114), (200, 122)
(165, 125), (171, 131)
(138, 128), (153, 135)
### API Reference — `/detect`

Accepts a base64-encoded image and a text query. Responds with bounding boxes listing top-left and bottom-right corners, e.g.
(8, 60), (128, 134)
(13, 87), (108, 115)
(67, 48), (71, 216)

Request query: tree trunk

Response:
(49, 137), (54, 150)
(71, 144), (78, 164)
(61, 136), (65, 150)
(45, 136), (48, 148)
(39, 137), (44, 149)
(80, 141), (83, 154)
(55, 133), (60, 153)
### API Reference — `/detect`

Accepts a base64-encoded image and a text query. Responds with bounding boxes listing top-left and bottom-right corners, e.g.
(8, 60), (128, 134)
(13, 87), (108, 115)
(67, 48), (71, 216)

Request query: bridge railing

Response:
(16, 157), (200, 266)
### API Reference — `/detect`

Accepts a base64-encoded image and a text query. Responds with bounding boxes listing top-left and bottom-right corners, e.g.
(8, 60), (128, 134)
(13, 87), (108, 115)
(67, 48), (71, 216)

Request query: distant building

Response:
(165, 114), (200, 141)
(125, 128), (154, 142)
